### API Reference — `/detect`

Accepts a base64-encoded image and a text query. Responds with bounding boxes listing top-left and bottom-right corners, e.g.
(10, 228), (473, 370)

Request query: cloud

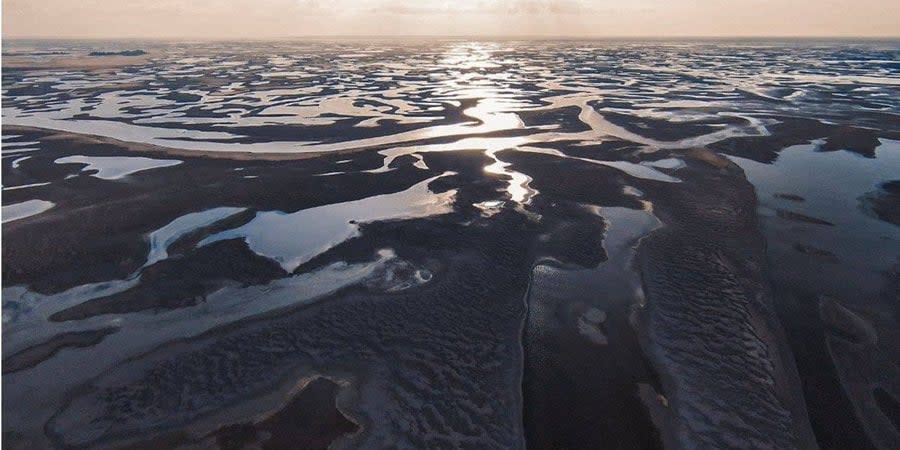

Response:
(324, 0), (599, 16)
(3, 0), (899, 38)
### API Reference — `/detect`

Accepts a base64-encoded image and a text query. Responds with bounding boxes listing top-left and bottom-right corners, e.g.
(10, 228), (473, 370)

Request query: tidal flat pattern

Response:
(2, 39), (899, 449)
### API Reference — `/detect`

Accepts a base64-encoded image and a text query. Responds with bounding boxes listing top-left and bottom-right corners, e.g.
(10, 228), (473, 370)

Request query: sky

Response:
(3, 0), (899, 39)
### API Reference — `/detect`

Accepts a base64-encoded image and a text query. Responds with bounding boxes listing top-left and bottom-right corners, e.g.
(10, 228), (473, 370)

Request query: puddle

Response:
(199, 173), (457, 271)
(728, 139), (900, 297)
(54, 155), (182, 180)
(2, 200), (55, 223)
(144, 207), (247, 268)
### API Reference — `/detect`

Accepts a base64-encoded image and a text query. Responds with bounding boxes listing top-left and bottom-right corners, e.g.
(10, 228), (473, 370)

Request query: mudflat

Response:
(3, 39), (898, 449)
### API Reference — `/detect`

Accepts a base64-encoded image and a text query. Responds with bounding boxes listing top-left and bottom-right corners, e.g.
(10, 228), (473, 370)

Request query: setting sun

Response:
(4, 0), (899, 38)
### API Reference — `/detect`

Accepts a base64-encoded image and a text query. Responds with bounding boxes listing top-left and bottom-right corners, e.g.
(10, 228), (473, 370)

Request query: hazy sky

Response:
(4, 0), (899, 39)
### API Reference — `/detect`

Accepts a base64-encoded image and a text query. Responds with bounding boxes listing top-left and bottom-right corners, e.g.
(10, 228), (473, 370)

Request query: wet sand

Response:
(3, 39), (900, 449)
(2, 52), (153, 70)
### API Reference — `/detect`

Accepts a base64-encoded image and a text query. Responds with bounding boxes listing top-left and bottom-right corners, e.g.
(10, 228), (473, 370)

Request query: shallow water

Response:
(2, 39), (899, 449)
(731, 140), (900, 298)
(54, 155), (183, 180)
(1, 199), (54, 223)
(198, 173), (457, 272)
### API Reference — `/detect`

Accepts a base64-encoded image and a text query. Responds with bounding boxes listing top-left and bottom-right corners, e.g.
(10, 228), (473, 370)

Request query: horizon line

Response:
(5, 34), (900, 41)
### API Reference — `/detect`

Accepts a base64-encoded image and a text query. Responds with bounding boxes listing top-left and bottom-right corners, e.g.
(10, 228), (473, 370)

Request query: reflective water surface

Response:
(2, 39), (899, 449)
